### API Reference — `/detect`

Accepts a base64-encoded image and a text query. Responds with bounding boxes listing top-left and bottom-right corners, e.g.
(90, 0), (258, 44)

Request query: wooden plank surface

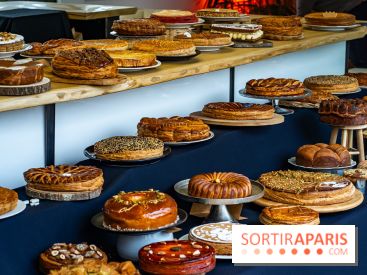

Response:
(0, 27), (366, 113)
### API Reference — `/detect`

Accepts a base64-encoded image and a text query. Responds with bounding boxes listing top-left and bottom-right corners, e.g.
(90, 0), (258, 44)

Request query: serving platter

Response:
(164, 131), (214, 146)
(196, 42), (234, 52)
(25, 185), (102, 201)
(303, 23), (361, 31)
(288, 157), (356, 173)
(0, 44), (32, 59)
(118, 60), (161, 72)
(157, 50), (201, 61)
(331, 87), (361, 95)
(0, 200), (26, 220)
(84, 145), (171, 167)
(254, 189), (364, 213)
(0, 77), (51, 96)
(190, 111), (284, 127)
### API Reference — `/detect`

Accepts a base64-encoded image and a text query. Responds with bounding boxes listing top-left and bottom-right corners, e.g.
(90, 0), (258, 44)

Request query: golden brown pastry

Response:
(94, 136), (164, 161)
(347, 72), (367, 86)
(0, 59), (44, 85)
(196, 8), (239, 17)
(211, 24), (263, 42)
(0, 186), (18, 215)
(137, 116), (210, 142)
(52, 48), (117, 80)
(0, 32), (24, 52)
(150, 10), (198, 23)
(357, 160), (367, 169)
(24, 42), (43, 55)
(297, 91), (339, 105)
(107, 50), (156, 68)
(305, 12), (356, 26)
(81, 39), (128, 51)
(42, 39), (84, 56)
(344, 169), (367, 184)
(103, 190), (178, 231)
(174, 32), (231, 46)
(189, 172), (252, 199)
(132, 40), (196, 56)
(304, 75), (359, 94)
(260, 206), (320, 225)
(112, 18), (166, 36)
(256, 16), (303, 37)
(246, 77), (304, 97)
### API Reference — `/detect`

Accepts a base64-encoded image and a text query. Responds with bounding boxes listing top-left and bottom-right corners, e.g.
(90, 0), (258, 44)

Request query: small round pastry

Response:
(304, 75), (359, 94)
(94, 136), (164, 161)
(23, 165), (104, 192)
(246, 77), (304, 97)
(0, 186), (18, 215)
(103, 190), (178, 231)
(188, 172), (252, 199)
(202, 102), (274, 120)
(139, 240), (216, 275)
(189, 222), (232, 255)
(24, 42), (43, 56)
(41, 39), (84, 56)
(0, 32), (24, 52)
(39, 242), (107, 274)
(259, 206), (320, 225)
(132, 40), (196, 56)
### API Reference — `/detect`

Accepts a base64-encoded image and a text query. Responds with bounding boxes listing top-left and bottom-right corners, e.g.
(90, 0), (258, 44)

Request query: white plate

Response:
(164, 131), (214, 146)
(0, 44), (32, 59)
(165, 18), (205, 29)
(118, 60), (161, 72)
(0, 200), (26, 220)
(179, 234), (232, 260)
(196, 42), (234, 52)
(303, 23), (361, 31)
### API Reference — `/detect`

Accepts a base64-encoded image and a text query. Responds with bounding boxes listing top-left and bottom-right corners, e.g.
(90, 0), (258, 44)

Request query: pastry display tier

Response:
(288, 157), (356, 173)
(0, 26), (366, 112)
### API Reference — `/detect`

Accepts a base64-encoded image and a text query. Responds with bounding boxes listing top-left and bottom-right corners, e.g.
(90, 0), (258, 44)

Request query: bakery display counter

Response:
(0, 27), (366, 113)
(1, 92), (366, 274)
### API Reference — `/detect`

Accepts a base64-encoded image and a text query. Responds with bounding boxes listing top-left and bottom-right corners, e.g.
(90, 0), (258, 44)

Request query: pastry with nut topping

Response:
(246, 77), (304, 97)
(94, 136), (164, 161)
(304, 75), (359, 94)
(39, 242), (107, 274)
(139, 240), (216, 275)
(305, 12), (356, 26)
(0, 32), (24, 52)
(103, 190), (178, 231)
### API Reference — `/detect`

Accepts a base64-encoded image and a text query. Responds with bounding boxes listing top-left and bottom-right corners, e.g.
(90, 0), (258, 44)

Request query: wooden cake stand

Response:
(25, 186), (102, 201)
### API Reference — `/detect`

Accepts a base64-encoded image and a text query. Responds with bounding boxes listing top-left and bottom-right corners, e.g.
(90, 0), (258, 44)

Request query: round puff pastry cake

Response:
(81, 39), (128, 51)
(151, 10), (198, 24)
(103, 190), (178, 231)
(189, 172), (252, 199)
(189, 222), (232, 255)
(0, 186), (18, 215)
(202, 102), (274, 120)
(0, 32), (24, 52)
(256, 16), (303, 37)
(296, 143), (351, 168)
(112, 18), (166, 36)
(52, 47), (117, 80)
(107, 50), (156, 68)
(305, 12), (356, 26)
(260, 206), (320, 225)
(304, 75), (359, 94)
(174, 32), (231, 46)
(25, 39), (84, 56)
(39, 242), (107, 274)
(246, 77), (304, 97)
(196, 8), (239, 18)
(0, 58), (44, 85)
(132, 39), (196, 56)
(94, 136), (164, 161)
(137, 116), (210, 142)
(139, 240), (216, 275)
(258, 170), (356, 206)
(23, 165), (104, 192)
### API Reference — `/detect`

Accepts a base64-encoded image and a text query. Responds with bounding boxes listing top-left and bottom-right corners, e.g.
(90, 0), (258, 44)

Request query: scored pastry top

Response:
(261, 205), (319, 223)
(55, 48), (114, 68)
(203, 102), (274, 112)
(190, 222), (232, 244)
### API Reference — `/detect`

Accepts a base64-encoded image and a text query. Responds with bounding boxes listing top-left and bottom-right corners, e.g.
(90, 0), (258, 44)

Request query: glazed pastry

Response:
(0, 59), (44, 85)
(258, 170), (355, 206)
(305, 12), (356, 26)
(39, 242), (108, 274)
(151, 10), (198, 23)
(319, 99), (367, 126)
(37, 39), (84, 56)
(346, 72), (367, 86)
(112, 18), (166, 36)
(189, 222), (232, 255)
(211, 24), (263, 42)
(296, 143), (351, 168)
(189, 172), (252, 199)
(81, 39), (128, 51)
(137, 116), (210, 142)
(0, 32), (24, 52)
(103, 190), (178, 231)
(132, 40), (196, 56)
(0, 186), (18, 215)
(139, 240), (216, 275)
(52, 48), (117, 80)
(259, 206), (320, 225)
(174, 32), (231, 46)
(246, 77), (304, 97)
(24, 165), (104, 192)
(107, 50), (156, 68)
(255, 16), (303, 38)
(196, 8), (239, 18)
(202, 102), (274, 120)
(94, 136), (164, 161)
(304, 75), (359, 94)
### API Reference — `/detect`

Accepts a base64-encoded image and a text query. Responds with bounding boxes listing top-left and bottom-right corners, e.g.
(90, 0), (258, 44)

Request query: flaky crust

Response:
(260, 206), (320, 225)
(112, 18), (166, 36)
(32, 39), (84, 56)
(0, 186), (18, 215)
(246, 77), (304, 96)
(304, 75), (359, 93)
(0, 59), (44, 85)
(81, 39), (128, 51)
(107, 50), (156, 67)
(137, 116), (210, 142)
(52, 48), (117, 80)
(297, 91), (339, 104)
(196, 8), (239, 17)
(151, 10), (198, 23)
(202, 102), (274, 120)
(174, 32), (231, 46)
(24, 165), (104, 192)
(132, 40), (196, 56)
(305, 12), (355, 26)
(189, 172), (252, 199)
(256, 16), (303, 36)
(103, 190), (177, 230)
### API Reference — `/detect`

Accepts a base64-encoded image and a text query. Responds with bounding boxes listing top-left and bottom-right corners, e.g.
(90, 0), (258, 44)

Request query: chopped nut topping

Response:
(193, 250), (200, 256)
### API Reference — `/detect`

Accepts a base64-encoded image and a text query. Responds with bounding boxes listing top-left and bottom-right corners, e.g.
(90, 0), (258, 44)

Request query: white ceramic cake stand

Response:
(174, 179), (264, 223)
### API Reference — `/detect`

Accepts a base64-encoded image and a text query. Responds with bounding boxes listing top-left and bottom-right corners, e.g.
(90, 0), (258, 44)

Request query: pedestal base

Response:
(204, 205), (238, 223)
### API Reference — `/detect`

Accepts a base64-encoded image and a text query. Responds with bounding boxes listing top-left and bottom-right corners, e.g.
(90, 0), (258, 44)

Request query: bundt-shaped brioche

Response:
(296, 143), (351, 168)
(188, 172), (252, 199)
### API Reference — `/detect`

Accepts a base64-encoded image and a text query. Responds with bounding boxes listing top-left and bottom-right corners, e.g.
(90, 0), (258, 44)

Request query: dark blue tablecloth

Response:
(0, 92), (366, 275)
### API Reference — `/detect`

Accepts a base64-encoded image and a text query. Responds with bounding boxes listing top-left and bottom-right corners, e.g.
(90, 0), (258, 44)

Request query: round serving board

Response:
(48, 73), (128, 86)
(253, 189), (364, 213)
(0, 77), (51, 96)
(25, 185), (102, 201)
(0, 200), (26, 220)
(303, 24), (361, 32)
(190, 111), (284, 127)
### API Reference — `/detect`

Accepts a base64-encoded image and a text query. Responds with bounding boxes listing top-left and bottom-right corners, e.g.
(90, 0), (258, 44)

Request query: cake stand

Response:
(91, 209), (187, 260)
(174, 179), (264, 223)
(288, 157), (356, 175)
(239, 88), (311, 115)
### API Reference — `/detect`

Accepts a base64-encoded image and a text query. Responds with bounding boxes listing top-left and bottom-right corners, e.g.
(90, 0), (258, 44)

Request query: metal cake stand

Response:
(288, 157), (356, 175)
(174, 179), (264, 223)
(239, 88), (311, 115)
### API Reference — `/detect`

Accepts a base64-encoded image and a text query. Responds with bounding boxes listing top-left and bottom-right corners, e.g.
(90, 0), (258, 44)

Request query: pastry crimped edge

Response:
(96, 148), (163, 161)
(27, 176), (104, 192)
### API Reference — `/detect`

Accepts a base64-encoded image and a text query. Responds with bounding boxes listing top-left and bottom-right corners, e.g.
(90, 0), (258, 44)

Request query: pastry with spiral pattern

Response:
(188, 172), (252, 199)
(246, 77), (304, 97)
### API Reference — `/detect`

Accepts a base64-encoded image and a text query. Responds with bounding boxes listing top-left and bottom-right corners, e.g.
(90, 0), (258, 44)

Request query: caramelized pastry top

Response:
(262, 206), (319, 223)
(247, 77), (304, 90)
(56, 48), (114, 68)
